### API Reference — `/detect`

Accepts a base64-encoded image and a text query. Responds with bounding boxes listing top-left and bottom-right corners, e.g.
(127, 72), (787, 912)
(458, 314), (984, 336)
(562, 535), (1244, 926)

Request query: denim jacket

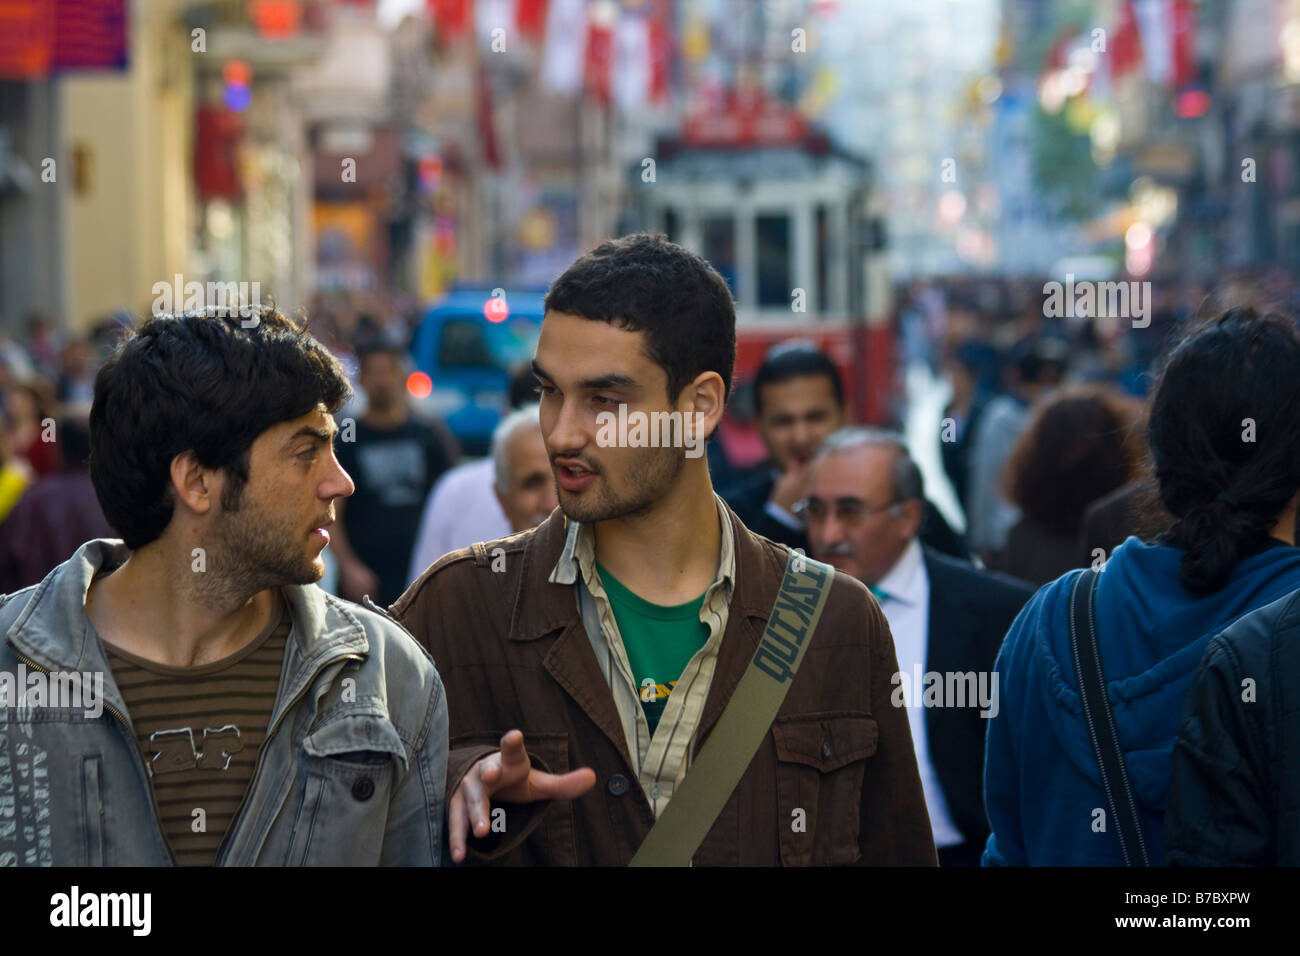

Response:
(0, 539), (447, 866)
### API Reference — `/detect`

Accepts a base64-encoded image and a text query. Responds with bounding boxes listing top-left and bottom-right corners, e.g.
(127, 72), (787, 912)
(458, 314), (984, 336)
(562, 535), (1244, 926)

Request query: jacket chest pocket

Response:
(285, 713), (408, 866)
(771, 713), (877, 866)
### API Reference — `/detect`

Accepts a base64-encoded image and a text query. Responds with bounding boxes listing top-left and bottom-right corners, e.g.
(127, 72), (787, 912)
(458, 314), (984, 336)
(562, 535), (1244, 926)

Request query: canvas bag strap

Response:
(1068, 568), (1151, 866)
(627, 550), (835, 867)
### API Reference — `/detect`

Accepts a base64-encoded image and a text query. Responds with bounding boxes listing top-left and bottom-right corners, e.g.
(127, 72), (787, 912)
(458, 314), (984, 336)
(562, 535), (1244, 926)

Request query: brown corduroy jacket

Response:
(391, 502), (937, 866)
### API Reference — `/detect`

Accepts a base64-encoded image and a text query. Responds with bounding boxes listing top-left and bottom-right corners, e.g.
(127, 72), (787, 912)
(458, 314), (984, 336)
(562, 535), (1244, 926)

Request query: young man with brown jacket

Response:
(394, 234), (936, 866)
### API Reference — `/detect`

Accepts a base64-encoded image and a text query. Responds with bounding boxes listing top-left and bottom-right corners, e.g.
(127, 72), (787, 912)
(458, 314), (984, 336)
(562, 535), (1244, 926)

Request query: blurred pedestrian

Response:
(0, 416), (111, 592)
(25, 310), (62, 380)
(407, 404), (555, 583)
(331, 336), (456, 606)
(722, 342), (966, 559)
(983, 306), (1300, 866)
(966, 337), (1067, 564)
(940, 339), (997, 516)
(0, 404), (32, 527)
(720, 343), (847, 550)
(995, 385), (1144, 586)
(5, 379), (61, 476)
(804, 427), (1033, 866)
(55, 337), (97, 411)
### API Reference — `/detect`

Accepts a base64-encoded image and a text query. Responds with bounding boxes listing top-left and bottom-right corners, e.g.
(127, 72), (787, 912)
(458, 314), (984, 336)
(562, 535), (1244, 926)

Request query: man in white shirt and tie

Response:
(801, 427), (1034, 865)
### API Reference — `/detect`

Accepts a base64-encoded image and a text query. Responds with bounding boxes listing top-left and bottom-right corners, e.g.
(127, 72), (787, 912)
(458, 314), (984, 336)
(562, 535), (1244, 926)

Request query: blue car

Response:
(409, 287), (546, 457)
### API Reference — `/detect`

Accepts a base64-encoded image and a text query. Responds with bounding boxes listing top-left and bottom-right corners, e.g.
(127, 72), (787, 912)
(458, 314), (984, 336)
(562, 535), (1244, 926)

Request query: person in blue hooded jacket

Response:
(983, 305), (1300, 866)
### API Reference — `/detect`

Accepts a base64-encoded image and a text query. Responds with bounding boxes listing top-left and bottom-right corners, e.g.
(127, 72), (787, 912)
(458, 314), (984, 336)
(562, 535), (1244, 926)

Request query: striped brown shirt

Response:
(103, 592), (290, 866)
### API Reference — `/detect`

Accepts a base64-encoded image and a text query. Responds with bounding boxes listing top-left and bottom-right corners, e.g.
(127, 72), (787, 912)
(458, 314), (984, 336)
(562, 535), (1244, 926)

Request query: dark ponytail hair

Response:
(1149, 306), (1300, 595)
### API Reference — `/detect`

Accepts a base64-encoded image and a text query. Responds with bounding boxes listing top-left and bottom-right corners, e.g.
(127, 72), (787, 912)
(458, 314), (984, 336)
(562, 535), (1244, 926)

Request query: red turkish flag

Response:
(194, 106), (244, 200)
(584, 7), (613, 105)
(648, 0), (670, 103)
(1171, 0), (1196, 89)
(428, 0), (471, 38)
(476, 61), (501, 169)
(1111, 0), (1142, 80)
(517, 0), (547, 39)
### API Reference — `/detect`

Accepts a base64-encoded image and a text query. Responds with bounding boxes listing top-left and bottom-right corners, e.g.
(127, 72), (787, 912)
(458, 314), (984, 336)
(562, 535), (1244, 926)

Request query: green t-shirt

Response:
(596, 562), (710, 735)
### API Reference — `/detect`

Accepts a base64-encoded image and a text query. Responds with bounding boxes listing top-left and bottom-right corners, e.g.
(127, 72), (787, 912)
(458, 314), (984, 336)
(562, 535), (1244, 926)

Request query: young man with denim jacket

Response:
(0, 308), (447, 865)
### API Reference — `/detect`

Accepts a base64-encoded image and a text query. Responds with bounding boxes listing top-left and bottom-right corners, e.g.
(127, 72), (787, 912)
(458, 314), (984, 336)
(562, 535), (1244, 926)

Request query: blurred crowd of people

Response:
(3, 267), (1298, 600)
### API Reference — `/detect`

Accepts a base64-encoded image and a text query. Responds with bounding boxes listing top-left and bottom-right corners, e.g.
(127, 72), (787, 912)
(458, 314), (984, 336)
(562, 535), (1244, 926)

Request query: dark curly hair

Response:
(1002, 385), (1144, 539)
(543, 233), (736, 404)
(1148, 306), (1300, 595)
(89, 305), (351, 549)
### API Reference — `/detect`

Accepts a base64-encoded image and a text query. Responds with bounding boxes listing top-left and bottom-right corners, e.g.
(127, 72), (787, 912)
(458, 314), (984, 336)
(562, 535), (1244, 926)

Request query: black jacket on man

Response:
(921, 547), (1034, 863)
(1166, 586), (1300, 866)
(721, 470), (971, 561)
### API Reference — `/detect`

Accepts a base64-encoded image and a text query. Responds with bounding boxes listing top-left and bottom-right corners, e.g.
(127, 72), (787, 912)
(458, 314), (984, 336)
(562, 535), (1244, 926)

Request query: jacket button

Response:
(607, 773), (630, 796)
(352, 776), (375, 801)
(821, 739), (832, 758)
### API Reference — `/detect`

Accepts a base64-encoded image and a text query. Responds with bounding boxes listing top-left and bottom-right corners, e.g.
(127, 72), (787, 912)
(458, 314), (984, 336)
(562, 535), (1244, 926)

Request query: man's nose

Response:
(789, 422), (817, 456)
(325, 453), (356, 500)
(546, 396), (588, 457)
(820, 511), (849, 544)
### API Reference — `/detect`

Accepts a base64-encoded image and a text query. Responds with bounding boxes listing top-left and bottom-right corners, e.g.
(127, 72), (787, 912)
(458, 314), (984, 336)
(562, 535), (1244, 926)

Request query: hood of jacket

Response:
(1021, 535), (1300, 812)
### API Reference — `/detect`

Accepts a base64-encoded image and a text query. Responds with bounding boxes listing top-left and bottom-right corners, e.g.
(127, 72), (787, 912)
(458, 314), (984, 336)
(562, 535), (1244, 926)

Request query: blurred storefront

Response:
(0, 0), (163, 333)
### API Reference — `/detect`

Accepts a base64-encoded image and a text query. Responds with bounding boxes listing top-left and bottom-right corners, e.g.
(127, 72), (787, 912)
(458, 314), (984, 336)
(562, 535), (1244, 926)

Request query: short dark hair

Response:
(354, 332), (406, 368)
(90, 306), (352, 550)
(1008, 336), (1069, 384)
(543, 233), (736, 403)
(752, 343), (845, 416)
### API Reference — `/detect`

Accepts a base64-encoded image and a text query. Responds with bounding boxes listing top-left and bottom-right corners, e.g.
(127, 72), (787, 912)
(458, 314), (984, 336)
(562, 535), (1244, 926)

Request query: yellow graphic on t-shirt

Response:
(640, 678), (677, 702)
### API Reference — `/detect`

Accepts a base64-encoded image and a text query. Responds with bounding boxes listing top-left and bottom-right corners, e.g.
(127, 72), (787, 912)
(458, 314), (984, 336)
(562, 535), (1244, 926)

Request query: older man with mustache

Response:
(802, 426), (1034, 866)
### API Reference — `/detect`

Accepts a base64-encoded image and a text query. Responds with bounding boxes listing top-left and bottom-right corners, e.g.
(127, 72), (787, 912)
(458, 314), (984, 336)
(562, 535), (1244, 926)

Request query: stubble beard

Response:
(556, 446), (685, 524)
(203, 490), (322, 605)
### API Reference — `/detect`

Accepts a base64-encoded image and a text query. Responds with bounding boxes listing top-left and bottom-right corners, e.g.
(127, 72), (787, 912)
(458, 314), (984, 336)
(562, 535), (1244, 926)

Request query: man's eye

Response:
(592, 395), (616, 406)
(298, 449), (318, 461)
(535, 384), (556, 396)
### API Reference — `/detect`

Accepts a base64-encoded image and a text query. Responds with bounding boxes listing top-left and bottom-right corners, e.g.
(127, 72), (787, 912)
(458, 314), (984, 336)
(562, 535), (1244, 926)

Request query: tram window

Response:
(702, 216), (737, 295)
(664, 207), (679, 242)
(816, 205), (830, 314)
(756, 213), (791, 308)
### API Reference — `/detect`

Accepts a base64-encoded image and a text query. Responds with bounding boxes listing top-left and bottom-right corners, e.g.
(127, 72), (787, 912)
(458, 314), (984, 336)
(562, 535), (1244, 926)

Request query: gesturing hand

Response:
(448, 729), (596, 863)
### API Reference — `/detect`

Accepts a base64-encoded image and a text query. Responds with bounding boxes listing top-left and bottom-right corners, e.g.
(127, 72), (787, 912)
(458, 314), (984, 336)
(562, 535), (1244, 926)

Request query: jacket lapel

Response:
(510, 510), (639, 771)
(542, 618), (637, 769)
(922, 548), (961, 678)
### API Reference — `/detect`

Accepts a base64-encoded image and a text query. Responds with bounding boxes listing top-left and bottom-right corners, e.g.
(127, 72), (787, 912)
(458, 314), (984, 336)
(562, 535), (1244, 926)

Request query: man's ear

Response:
(681, 371), (726, 438)
(170, 451), (216, 517)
